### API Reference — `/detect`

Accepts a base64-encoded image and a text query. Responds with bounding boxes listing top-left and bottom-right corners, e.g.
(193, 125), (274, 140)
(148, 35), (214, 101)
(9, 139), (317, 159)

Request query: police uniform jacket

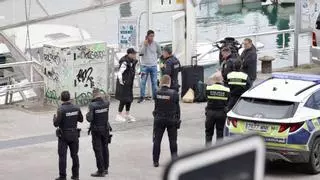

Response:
(206, 83), (230, 111)
(221, 56), (236, 83)
(227, 71), (251, 96)
(153, 86), (180, 121)
(86, 97), (111, 131)
(115, 55), (138, 103)
(161, 56), (181, 91)
(53, 102), (83, 130)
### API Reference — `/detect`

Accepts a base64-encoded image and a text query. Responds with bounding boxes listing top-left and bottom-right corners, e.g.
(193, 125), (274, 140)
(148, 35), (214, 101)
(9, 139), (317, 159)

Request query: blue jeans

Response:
(140, 65), (158, 98)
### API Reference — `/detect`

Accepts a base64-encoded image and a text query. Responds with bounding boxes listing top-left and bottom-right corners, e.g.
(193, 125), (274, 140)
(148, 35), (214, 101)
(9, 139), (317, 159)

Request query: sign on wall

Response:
(118, 18), (137, 49)
(154, 0), (185, 12)
(300, 0), (312, 32)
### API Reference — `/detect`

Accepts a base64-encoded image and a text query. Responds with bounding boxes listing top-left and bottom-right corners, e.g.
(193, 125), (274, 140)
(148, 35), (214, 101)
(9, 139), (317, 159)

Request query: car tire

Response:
(305, 138), (320, 174)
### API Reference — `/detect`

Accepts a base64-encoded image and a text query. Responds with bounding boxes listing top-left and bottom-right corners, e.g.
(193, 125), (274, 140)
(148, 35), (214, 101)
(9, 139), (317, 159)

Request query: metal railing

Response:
(197, 29), (300, 63)
(0, 61), (45, 93)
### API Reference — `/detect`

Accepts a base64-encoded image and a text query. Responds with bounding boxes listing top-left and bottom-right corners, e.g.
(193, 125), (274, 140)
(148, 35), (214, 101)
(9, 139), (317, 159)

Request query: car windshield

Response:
(233, 97), (297, 119)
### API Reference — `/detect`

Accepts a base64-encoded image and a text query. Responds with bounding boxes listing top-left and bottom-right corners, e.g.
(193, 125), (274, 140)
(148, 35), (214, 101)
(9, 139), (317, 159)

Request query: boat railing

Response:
(197, 28), (306, 63)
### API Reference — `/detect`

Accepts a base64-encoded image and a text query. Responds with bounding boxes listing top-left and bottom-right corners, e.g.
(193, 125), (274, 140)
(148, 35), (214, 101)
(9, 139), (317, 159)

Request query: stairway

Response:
(0, 32), (45, 105)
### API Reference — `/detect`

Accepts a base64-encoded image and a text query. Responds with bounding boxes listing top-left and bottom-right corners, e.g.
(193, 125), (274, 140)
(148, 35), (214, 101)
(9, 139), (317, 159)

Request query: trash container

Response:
(181, 65), (204, 98)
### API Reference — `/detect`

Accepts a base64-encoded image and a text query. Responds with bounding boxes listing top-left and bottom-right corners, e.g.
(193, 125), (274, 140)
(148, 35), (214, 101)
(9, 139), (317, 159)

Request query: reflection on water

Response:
(0, 0), (305, 78)
(196, 0), (298, 78)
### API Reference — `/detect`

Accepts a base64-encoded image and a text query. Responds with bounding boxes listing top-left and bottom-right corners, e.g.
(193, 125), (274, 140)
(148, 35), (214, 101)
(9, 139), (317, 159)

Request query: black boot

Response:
(205, 136), (212, 146)
(55, 177), (66, 180)
(71, 176), (79, 180)
(153, 162), (159, 167)
(104, 169), (108, 174)
(91, 171), (105, 177)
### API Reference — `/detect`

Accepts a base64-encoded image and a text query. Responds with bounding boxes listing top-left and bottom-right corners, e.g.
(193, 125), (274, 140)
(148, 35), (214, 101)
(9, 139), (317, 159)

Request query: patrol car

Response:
(225, 73), (320, 174)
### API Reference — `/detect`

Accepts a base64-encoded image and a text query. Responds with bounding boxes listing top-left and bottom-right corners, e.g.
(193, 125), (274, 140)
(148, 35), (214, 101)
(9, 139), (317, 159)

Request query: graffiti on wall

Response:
(75, 43), (106, 60)
(75, 67), (95, 88)
(45, 88), (60, 105)
(42, 43), (108, 106)
(75, 89), (107, 106)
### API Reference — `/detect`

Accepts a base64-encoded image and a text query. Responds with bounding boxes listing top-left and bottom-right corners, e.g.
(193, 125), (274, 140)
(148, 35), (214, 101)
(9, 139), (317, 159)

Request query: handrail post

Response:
(282, 33), (285, 49)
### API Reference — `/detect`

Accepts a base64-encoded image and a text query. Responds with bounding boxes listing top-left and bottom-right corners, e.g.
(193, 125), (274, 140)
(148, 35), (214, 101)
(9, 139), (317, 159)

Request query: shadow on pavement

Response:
(265, 161), (316, 177)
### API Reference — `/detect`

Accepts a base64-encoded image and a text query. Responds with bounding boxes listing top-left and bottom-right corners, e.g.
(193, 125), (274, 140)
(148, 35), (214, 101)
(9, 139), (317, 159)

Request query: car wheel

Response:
(306, 138), (320, 174)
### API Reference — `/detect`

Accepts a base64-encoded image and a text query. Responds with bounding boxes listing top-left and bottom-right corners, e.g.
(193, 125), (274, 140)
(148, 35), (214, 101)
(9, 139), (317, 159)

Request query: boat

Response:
(272, 0), (295, 4)
(196, 41), (265, 67)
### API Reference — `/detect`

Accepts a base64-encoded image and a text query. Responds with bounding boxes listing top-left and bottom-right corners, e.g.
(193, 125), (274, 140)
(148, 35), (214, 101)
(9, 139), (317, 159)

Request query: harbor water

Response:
(0, 0), (312, 79)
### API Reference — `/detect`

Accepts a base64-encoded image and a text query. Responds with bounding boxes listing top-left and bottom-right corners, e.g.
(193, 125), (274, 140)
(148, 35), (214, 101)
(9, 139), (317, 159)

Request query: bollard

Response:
(259, 56), (275, 74)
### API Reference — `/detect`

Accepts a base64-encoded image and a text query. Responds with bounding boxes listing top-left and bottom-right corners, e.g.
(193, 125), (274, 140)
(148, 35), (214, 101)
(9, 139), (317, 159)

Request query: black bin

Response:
(181, 65), (204, 98)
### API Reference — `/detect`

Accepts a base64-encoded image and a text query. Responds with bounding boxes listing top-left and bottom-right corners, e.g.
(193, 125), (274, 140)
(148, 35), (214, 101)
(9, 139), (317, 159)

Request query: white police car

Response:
(225, 73), (320, 174)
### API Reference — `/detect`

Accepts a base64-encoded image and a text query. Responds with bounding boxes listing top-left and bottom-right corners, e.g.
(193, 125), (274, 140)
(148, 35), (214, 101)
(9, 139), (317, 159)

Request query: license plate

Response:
(246, 122), (269, 132)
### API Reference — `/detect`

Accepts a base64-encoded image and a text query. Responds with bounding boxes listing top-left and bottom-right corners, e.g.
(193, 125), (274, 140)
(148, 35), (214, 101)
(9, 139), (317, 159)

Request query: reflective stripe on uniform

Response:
(206, 84), (230, 100)
(206, 84), (230, 92)
(227, 71), (248, 86)
(207, 96), (228, 100)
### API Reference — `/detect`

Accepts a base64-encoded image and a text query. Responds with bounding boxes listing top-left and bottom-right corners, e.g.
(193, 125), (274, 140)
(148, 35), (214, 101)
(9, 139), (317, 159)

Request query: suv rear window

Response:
(233, 98), (298, 119)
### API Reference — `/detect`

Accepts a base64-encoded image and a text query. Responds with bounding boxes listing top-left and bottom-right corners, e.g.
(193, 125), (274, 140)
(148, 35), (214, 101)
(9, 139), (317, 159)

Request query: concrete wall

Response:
(41, 42), (109, 106)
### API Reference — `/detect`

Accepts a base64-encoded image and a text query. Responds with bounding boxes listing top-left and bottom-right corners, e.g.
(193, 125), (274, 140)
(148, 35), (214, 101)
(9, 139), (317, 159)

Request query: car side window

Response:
(305, 90), (320, 110)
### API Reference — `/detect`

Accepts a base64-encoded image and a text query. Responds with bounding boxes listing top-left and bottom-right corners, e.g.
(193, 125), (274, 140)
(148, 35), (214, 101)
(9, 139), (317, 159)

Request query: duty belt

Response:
(91, 125), (107, 131)
(155, 112), (176, 118)
(61, 128), (77, 132)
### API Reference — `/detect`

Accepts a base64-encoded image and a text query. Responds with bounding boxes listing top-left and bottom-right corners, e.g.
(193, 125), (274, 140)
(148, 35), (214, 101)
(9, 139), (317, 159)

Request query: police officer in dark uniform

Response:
(53, 91), (83, 180)
(160, 45), (181, 92)
(227, 60), (251, 111)
(220, 47), (236, 86)
(205, 72), (230, 145)
(86, 88), (112, 177)
(153, 75), (181, 167)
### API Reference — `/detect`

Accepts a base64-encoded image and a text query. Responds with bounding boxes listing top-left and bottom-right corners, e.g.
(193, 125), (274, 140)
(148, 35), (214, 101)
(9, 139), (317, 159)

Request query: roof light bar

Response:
(272, 73), (320, 83)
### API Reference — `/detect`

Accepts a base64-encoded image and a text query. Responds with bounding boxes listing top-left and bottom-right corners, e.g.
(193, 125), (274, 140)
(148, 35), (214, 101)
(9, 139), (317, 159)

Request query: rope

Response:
(24, 0), (32, 60)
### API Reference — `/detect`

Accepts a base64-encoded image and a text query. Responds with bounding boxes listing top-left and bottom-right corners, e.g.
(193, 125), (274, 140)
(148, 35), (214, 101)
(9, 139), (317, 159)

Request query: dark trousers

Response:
(153, 120), (178, 163)
(118, 101), (132, 112)
(58, 137), (79, 178)
(92, 130), (109, 172)
(205, 110), (227, 145)
(227, 95), (240, 111)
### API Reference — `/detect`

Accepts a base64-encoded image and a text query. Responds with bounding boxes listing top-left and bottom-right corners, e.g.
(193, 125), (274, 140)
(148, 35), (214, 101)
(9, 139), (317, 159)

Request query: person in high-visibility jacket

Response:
(205, 72), (230, 145)
(227, 60), (251, 111)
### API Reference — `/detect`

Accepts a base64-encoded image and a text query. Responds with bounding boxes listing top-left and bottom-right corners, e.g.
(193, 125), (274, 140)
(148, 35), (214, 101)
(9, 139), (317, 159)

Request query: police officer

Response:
(227, 60), (251, 111)
(160, 45), (181, 92)
(221, 47), (236, 85)
(153, 75), (181, 167)
(205, 72), (230, 145)
(53, 91), (83, 180)
(86, 88), (112, 177)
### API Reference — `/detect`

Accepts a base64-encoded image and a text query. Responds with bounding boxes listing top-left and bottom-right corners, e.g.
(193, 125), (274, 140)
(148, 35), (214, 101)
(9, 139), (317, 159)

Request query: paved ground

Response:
(1, 65), (320, 179)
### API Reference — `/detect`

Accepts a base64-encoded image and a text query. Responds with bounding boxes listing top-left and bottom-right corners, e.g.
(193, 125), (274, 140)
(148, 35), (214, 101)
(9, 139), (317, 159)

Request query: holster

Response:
(56, 128), (62, 138)
(108, 134), (113, 144)
(176, 120), (182, 129)
(77, 128), (81, 138)
(88, 126), (92, 135)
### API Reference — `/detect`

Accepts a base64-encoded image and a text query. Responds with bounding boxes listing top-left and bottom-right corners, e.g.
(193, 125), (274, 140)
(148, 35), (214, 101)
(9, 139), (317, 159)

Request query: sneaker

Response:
(137, 97), (145, 103)
(115, 114), (126, 122)
(126, 114), (136, 122)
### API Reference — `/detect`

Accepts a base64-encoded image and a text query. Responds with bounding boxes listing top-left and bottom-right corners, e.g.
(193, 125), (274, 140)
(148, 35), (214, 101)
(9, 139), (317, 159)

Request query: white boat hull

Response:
(278, 0), (295, 4)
